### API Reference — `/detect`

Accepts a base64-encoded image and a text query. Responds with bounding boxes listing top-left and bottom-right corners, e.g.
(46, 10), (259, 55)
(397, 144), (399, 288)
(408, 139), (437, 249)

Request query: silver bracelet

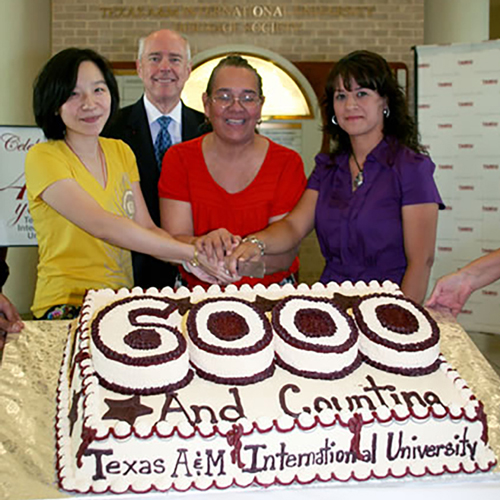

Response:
(242, 236), (265, 256)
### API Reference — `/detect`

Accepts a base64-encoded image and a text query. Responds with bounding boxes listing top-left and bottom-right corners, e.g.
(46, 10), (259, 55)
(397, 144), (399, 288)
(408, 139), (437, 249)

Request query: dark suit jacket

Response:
(103, 98), (205, 289)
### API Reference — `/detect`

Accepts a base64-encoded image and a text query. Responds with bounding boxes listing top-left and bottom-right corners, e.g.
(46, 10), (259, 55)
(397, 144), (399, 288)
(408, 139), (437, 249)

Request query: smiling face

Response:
(333, 77), (386, 146)
(203, 66), (264, 145)
(59, 61), (111, 141)
(136, 30), (191, 114)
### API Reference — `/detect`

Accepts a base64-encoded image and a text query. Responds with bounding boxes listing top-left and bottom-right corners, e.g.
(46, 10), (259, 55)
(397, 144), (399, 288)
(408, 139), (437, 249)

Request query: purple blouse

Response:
(307, 138), (444, 285)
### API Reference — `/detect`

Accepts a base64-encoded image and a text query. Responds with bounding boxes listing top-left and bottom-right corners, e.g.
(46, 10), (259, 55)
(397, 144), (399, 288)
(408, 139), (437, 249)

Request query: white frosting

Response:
(89, 296), (190, 392)
(189, 340), (274, 380)
(275, 297), (353, 348)
(356, 295), (440, 369)
(273, 296), (358, 376)
(91, 339), (189, 390)
(274, 333), (358, 374)
(187, 298), (274, 381)
(189, 299), (269, 350)
(357, 296), (435, 345)
(55, 281), (497, 495)
(360, 334), (440, 369)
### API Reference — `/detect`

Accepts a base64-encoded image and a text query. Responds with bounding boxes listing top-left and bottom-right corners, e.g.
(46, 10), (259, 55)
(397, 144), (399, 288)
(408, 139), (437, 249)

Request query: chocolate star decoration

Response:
(172, 297), (193, 316)
(332, 293), (361, 313)
(103, 395), (153, 426)
(253, 295), (280, 313)
(68, 389), (82, 436)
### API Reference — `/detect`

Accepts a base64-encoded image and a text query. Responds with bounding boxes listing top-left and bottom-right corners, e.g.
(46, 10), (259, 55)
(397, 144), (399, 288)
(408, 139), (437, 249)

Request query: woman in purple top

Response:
(227, 50), (443, 304)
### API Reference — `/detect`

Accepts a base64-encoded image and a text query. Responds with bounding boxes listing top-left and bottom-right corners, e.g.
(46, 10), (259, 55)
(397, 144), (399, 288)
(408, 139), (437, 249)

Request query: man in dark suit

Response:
(104, 29), (205, 289)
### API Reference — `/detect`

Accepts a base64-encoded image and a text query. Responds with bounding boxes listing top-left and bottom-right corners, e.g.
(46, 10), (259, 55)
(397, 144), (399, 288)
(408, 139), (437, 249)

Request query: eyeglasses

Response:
(210, 92), (262, 109)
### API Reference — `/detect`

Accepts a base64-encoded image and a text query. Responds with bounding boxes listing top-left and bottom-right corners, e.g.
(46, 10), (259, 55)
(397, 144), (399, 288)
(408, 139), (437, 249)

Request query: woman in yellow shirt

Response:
(25, 48), (230, 319)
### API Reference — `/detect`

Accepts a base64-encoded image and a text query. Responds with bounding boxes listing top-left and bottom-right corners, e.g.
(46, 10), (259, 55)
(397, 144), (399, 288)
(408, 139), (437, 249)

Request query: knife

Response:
(237, 260), (266, 278)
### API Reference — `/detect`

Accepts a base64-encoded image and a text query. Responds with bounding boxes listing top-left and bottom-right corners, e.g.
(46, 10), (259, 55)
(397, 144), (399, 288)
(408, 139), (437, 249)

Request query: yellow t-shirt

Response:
(25, 138), (140, 317)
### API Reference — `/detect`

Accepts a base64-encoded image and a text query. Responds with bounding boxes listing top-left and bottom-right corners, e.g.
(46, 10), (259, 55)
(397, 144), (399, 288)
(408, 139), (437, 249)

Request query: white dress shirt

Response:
(143, 95), (183, 146)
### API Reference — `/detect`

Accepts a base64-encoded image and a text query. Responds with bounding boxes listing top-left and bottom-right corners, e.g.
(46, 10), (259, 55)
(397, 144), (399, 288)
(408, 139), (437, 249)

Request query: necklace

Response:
(65, 139), (107, 187)
(351, 153), (364, 190)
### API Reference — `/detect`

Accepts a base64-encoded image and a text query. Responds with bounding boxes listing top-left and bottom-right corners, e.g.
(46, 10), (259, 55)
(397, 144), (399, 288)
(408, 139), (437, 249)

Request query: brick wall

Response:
(52, 0), (424, 72)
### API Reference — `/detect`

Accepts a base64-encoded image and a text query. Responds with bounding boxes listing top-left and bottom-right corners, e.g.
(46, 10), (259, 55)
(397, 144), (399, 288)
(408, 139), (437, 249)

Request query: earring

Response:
(331, 115), (338, 126)
(383, 108), (390, 118)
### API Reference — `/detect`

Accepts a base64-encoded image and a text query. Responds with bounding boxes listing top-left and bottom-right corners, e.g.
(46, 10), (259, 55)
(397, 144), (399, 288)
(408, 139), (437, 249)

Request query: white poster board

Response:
(0, 126), (45, 246)
(416, 40), (500, 333)
(259, 122), (302, 155)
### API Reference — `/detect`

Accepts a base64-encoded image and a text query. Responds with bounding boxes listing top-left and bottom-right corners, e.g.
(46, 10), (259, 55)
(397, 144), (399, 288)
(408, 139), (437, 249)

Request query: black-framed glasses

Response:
(210, 92), (262, 109)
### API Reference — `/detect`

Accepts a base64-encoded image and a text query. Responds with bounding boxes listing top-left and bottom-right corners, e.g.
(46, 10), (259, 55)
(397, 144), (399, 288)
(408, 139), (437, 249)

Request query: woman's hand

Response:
(425, 271), (474, 317)
(184, 261), (221, 285)
(195, 229), (241, 263)
(0, 293), (23, 339)
(186, 248), (240, 285)
(224, 240), (263, 277)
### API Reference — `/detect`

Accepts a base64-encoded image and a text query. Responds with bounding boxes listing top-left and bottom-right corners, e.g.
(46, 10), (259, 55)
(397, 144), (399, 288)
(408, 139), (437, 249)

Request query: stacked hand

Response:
(186, 229), (263, 284)
(185, 255), (236, 285)
(224, 236), (263, 277)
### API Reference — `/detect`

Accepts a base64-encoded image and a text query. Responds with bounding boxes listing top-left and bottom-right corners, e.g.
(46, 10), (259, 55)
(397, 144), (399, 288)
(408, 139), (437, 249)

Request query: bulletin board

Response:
(415, 40), (500, 333)
(0, 126), (44, 246)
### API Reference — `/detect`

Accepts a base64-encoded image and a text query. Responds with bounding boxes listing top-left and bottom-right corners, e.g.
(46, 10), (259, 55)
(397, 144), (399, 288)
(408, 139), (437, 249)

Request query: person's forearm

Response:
(252, 219), (305, 256)
(262, 247), (299, 274)
(401, 258), (433, 304)
(40, 180), (195, 264)
(149, 225), (198, 246)
(169, 234), (197, 245)
(400, 203), (439, 304)
(93, 213), (194, 264)
(457, 249), (500, 292)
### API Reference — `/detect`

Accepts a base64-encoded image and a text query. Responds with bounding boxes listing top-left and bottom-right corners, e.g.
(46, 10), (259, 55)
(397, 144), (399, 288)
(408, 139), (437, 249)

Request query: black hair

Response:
(324, 50), (424, 155)
(205, 54), (263, 97)
(33, 48), (119, 140)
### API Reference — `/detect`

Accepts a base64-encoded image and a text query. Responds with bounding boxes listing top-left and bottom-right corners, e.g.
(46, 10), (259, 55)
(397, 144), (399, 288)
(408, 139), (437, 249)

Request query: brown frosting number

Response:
(294, 308), (337, 338)
(375, 304), (418, 334)
(207, 311), (250, 341)
(124, 329), (162, 350)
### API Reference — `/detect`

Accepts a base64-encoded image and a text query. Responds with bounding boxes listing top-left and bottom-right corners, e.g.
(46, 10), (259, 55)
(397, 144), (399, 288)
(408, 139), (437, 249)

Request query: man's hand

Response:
(425, 272), (474, 317)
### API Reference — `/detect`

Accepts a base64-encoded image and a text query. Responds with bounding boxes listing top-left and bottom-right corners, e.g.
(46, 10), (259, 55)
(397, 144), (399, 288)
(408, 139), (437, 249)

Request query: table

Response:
(1, 311), (499, 500)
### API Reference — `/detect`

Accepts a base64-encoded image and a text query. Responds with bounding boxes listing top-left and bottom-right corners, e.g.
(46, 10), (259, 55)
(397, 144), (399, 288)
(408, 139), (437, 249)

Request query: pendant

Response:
(353, 171), (363, 190)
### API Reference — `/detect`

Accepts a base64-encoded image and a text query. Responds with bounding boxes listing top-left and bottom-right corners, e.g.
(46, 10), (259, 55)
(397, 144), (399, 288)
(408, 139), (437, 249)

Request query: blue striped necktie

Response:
(154, 115), (173, 170)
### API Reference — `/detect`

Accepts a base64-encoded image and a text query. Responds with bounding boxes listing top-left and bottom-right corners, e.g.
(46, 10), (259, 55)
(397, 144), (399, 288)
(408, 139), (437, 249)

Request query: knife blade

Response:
(237, 260), (265, 278)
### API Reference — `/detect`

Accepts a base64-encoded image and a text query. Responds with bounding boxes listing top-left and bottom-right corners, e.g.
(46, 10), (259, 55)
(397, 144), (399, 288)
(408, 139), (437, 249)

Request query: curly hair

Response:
(323, 50), (424, 155)
(205, 54), (263, 97)
(33, 48), (119, 140)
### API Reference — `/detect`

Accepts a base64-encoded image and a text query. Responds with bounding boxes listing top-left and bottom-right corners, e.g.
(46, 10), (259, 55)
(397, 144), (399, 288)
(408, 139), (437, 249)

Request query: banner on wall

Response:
(415, 40), (500, 334)
(0, 126), (45, 246)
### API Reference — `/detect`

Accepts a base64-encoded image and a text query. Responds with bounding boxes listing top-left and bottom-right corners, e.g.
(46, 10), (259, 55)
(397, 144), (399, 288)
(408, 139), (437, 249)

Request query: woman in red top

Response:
(159, 55), (306, 289)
